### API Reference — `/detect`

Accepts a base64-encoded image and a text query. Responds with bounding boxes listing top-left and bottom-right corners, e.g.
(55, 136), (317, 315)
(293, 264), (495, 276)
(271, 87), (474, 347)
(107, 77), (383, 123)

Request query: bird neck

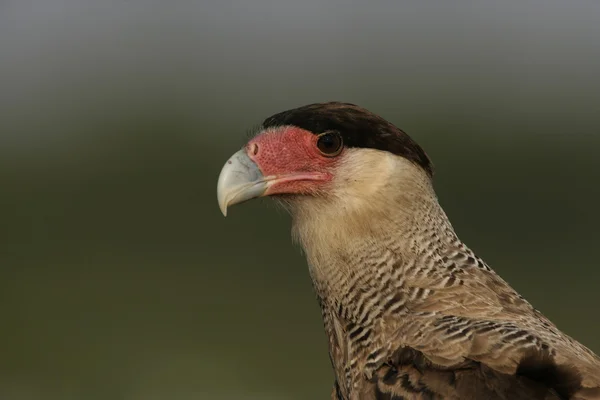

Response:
(290, 168), (458, 303)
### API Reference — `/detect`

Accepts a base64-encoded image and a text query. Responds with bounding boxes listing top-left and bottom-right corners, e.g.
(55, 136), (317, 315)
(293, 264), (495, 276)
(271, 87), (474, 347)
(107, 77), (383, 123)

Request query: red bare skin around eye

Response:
(246, 126), (339, 195)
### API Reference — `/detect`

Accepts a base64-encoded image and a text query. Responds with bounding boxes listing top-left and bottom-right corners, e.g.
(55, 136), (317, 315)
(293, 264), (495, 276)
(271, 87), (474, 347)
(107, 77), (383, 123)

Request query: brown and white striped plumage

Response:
(218, 103), (600, 399)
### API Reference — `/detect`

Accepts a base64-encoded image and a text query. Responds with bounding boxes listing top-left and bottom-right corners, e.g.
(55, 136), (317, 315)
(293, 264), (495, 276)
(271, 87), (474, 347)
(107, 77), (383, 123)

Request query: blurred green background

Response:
(1, 1), (599, 399)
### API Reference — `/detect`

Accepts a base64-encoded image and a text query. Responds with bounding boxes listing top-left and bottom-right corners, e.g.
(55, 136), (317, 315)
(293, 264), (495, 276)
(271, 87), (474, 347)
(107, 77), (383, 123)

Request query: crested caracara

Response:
(216, 102), (600, 400)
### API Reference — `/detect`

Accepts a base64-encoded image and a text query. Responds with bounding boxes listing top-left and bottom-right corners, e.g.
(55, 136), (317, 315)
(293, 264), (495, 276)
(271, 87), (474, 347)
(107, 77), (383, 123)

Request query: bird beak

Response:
(217, 149), (268, 216)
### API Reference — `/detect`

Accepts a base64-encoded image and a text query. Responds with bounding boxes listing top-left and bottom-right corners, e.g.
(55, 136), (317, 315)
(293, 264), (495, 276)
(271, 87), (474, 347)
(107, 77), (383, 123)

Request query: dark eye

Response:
(316, 131), (343, 156)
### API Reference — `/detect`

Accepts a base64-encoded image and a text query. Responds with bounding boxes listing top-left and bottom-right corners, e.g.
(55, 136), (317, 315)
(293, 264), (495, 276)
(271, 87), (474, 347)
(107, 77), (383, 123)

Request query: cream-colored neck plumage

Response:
(289, 148), (451, 297)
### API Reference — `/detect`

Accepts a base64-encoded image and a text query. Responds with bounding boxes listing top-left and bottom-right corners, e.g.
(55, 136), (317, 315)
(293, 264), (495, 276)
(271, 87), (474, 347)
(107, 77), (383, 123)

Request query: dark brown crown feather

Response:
(262, 102), (434, 177)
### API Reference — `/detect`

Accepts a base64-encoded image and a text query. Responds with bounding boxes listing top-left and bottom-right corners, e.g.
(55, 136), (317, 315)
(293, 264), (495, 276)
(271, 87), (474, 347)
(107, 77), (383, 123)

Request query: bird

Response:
(216, 102), (600, 400)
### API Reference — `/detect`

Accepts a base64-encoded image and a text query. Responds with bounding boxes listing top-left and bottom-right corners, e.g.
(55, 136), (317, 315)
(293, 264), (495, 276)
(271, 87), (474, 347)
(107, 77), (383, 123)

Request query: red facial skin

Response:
(246, 126), (340, 196)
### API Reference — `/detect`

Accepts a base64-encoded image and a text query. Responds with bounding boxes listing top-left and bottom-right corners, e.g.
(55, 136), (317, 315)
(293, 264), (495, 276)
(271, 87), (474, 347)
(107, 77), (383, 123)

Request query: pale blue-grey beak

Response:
(217, 149), (268, 216)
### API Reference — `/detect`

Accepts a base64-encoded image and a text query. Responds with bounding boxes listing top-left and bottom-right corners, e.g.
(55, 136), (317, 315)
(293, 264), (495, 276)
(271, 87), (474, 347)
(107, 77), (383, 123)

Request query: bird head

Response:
(217, 102), (433, 218)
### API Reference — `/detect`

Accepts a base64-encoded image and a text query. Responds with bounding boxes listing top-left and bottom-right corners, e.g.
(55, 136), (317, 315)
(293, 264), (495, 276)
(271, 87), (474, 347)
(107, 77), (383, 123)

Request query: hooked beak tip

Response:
(217, 149), (268, 216)
(219, 202), (228, 217)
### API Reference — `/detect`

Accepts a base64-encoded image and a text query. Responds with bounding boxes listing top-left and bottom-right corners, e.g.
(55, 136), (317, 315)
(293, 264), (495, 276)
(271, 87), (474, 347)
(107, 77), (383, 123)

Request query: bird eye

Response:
(316, 131), (343, 156)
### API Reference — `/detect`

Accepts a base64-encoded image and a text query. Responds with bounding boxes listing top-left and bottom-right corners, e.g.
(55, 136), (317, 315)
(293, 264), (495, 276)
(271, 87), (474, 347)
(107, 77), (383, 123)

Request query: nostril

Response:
(250, 143), (259, 156)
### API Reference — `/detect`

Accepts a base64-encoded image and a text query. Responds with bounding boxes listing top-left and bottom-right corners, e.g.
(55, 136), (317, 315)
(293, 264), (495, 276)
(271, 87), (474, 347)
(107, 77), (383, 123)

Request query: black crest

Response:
(262, 102), (433, 177)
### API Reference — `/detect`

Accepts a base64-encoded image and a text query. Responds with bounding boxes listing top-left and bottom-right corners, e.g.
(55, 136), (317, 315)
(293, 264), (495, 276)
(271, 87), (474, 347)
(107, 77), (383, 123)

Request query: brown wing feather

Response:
(326, 241), (600, 399)
(331, 331), (597, 399)
(366, 361), (567, 400)
(391, 265), (600, 386)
